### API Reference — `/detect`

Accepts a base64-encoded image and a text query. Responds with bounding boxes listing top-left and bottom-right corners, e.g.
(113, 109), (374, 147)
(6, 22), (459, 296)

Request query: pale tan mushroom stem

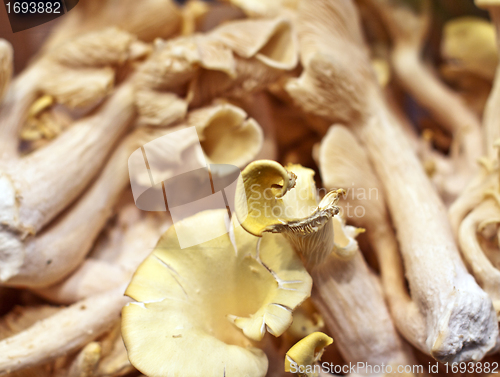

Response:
(14, 83), (135, 233)
(364, 0), (483, 164)
(3, 122), (139, 287)
(311, 251), (416, 371)
(359, 85), (497, 363)
(0, 67), (42, 160)
(0, 83), (136, 284)
(0, 287), (129, 374)
(478, 5), (500, 158)
(319, 125), (427, 352)
(0, 39), (13, 104)
(33, 207), (169, 304)
(286, 0), (497, 362)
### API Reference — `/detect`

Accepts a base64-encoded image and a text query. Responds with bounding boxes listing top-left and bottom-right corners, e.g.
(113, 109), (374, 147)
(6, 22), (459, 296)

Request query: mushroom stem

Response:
(0, 83), (135, 285)
(482, 7), (500, 158)
(4, 124), (138, 287)
(318, 125), (427, 353)
(33, 208), (169, 304)
(311, 250), (416, 371)
(357, 91), (498, 362)
(391, 44), (483, 166)
(0, 67), (42, 161)
(368, 223), (427, 351)
(15, 82), (135, 233)
(364, 0), (483, 160)
(0, 287), (129, 374)
(0, 39), (13, 104)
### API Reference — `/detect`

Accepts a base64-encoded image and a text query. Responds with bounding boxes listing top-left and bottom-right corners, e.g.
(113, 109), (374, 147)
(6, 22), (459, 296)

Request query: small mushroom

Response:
(122, 209), (312, 377)
(285, 332), (333, 377)
(440, 17), (497, 117)
(67, 342), (102, 377)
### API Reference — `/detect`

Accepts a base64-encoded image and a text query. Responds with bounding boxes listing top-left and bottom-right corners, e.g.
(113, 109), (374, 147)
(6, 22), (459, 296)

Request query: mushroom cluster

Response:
(1, 0), (500, 376)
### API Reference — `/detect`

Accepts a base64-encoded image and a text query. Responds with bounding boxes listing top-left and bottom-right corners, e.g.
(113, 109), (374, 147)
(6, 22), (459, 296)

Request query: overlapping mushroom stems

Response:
(285, 332), (333, 377)
(121, 209), (312, 377)
(235, 160), (346, 269)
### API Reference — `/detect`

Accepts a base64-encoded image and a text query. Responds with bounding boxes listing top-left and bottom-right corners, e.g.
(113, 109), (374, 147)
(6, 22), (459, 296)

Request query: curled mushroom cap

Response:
(236, 160), (344, 267)
(122, 209), (312, 377)
(284, 332), (333, 376)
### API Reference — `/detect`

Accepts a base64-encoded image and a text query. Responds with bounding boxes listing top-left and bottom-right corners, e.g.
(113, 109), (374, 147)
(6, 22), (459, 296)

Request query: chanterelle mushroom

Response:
(235, 160), (344, 268)
(122, 209), (312, 377)
(236, 160), (417, 372)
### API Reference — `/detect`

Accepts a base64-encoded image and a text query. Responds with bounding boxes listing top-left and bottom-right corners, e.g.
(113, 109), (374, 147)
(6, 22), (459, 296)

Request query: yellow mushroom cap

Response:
(442, 17), (498, 81)
(235, 160), (345, 268)
(122, 209), (312, 377)
(284, 332), (333, 373)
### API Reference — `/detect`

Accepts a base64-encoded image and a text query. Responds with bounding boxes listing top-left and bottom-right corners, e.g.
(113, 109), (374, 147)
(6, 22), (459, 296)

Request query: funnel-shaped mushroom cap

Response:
(235, 161), (342, 236)
(235, 160), (344, 267)
(284, 332), (333, 375)
(122, 209), (312, 377)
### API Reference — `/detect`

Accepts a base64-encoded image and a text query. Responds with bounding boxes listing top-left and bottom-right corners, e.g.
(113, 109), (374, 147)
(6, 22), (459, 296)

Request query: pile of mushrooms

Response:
(1, 0), (500, 376)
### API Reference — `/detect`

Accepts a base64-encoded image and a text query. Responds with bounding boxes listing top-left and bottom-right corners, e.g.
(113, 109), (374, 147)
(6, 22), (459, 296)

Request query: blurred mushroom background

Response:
(1, 0), (500, 376)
